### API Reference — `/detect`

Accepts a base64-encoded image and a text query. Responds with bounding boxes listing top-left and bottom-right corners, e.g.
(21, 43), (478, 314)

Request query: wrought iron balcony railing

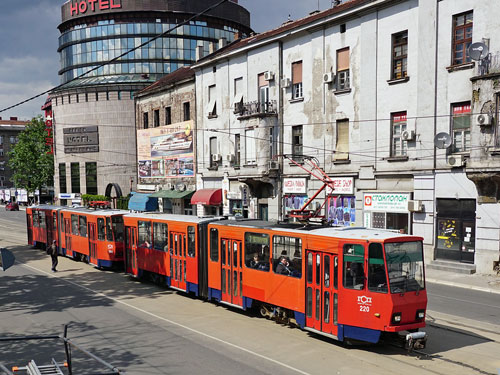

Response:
(234, 100), (277, 117)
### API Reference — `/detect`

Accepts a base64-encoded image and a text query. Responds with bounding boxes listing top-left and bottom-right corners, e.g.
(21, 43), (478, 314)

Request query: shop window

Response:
(392, 31), (408, 79)
(326, 196), (355, 226)
(106, 217), (113, 241)
(79, 216), (87, 237)
(335, 119), (349, 161)
(292, 61), (303, 99)
(187, 226), (195, 257)
(272, 235), (302, 277)
(292, 125), (303, 163)
(391, 112), (408, 156)
(165, 106), (172, 125)
(153, 222), (168, 251)
(97, 218), (105, 241)
(154, 109), (160, 127)
(71, 214), (78, 235)
(244, 232), (270, 272)
(452, 11), (473, 65)
(245, 129), (256, 165)
(112, 216), (124, 242)
(336, 48), (350, 91)
(368, 243), (388, 293)
(343, 244), (365, 290)
(210, 228), (219, 262)
(284, 195), (308, 218)
(183, 102), (190, 121)
(451, 102), (471, 152)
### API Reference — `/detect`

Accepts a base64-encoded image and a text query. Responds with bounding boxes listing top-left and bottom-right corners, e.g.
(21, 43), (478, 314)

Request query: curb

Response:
(426, 277), (500, 295)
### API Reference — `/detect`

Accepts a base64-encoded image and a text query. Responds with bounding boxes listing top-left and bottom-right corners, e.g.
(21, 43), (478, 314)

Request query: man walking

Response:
(48, 240), (58, 272)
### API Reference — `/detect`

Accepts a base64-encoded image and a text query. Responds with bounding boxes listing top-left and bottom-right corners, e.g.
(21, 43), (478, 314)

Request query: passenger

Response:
(276, 256), (292, 275)
(250, 253), (261, 269)
(47, 240), (58, 272)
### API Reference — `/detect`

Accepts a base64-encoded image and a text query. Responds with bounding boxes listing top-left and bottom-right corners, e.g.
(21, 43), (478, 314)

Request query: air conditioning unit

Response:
(226, 154), (235, 163)
(268, 160), (279, 170)
(475, 113), (492, 126)
(447, 155), (465, 167)
(408, 200), (423, 212)
(264, 71), (275, 81)
(402, 130), (416, 141)
(212, 153), (222, 162)
(323, 72), (335, 84)
(281, 78), (291, 88)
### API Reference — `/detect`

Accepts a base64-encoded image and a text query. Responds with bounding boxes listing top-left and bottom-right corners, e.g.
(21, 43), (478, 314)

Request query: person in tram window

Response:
(276, 256), (292, 275)
(250, 253), (261, 269)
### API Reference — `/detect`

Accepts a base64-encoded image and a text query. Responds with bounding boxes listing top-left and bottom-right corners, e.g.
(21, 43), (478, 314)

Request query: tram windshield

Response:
(385, 241), (425, 293)
(112, 216), (124, 242)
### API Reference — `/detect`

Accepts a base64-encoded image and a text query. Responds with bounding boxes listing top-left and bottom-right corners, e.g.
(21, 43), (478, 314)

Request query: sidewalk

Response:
(426, 267), (500, 294)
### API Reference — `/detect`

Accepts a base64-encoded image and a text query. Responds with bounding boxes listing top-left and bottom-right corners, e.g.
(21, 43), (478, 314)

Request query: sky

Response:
(0, 0), (334, 120)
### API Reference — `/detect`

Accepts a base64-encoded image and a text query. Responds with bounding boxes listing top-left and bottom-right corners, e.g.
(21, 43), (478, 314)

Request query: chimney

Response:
(10, 117), (18, 121)
(209, 42), (216, 54)
(234, 31), (243, 40)
(218, 37), (227, 49)
(332, 0), (342, 6)
(196, 45), (204, 61)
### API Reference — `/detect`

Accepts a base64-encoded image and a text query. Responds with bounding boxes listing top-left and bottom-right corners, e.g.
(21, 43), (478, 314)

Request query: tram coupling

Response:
(405, 331), (427, 351)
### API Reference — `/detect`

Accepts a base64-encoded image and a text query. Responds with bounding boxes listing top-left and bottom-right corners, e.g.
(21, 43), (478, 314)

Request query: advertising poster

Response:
(327, 196), (356, 226)
(137, 120), (194, 179)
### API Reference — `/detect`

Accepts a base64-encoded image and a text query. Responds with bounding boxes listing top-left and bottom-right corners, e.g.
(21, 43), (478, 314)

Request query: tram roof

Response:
(124, 212), (220, 224)
(60, 207), (129, 216)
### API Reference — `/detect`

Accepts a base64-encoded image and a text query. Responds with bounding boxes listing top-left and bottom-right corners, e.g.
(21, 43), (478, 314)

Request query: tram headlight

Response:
(392, 313), (402, 324)
(416, 309), (425, 320)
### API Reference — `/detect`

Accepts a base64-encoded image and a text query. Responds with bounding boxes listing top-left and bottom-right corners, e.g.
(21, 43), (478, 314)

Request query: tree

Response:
(8, 116), (54, 195)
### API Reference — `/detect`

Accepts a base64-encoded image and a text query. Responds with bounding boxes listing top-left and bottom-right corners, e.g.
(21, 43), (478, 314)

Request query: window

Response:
(209, 136), (217, 168)
(292, 61), (303, 99)
(392, 31), (408, 79)
(106, 91), (109, 101)
(452, 11), (473, 65)
(117, 91), (121, 100)
(0, 149), (3, 156)
(71, 162), (80, 193)
(336, 48), (350, 90)
(106, 217), (113, 241)
(245, 129), (256, 165)
(258, 73), (269, 112)
(235, 134), (241, 167)
(451, 102), (471, 152)
(368, 243), (388, 293)
(244, 232), (270, 272)
(391, 112), (408, 156)
(343, 244), (365, 290)
(85, 162), (97, 195)
(143, 112), (149, 129)
(335, 119), (349, 160)
(210, 228), (219, 261)
(183, 102), (190, 121)
(71, 214), (79, 235)
(292, 125), (303, 163)
(138, 221), (151, 247)
(95, 92), (99, 101)
(112, 216), (124, 242)
(153, 222), (168, 251)
(79, 215), (87, 237)
(187, 226), (195, 257)
(97, 218), (105, 240)
(59, 163), (67, 194)
(0, 136), (3, 144)
(85, 92), (89, 102)
(208, 85), (217, 117)
(154, 109), (160, 127)
(165, 107), (172, 125)
(272, 236), (302, 277)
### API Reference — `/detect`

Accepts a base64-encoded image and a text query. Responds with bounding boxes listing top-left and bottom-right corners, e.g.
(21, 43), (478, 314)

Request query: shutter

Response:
(337, 48), (350, 71)
(335, 120), (349, 160)
(292, 61), (303, 84)
(258, 73), (267, 88)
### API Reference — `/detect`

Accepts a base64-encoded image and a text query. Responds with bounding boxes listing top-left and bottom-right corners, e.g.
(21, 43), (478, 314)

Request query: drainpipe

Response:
(278, 41), (284, 221)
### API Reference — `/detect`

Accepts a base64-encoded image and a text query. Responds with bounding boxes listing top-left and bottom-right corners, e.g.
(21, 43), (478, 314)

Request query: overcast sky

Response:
(0, 0), (333, 120)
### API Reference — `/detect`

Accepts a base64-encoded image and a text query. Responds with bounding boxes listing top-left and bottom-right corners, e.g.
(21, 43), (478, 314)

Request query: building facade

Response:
(0, 117), (27, 190)
(51, 0), (251, 203)
(193, 0), (500, 274)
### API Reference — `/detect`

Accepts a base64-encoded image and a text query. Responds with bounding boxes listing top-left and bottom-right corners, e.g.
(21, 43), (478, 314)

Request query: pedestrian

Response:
(47, 240), (58, 272)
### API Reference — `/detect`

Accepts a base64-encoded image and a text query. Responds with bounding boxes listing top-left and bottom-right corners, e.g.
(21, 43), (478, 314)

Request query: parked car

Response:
(5, 202), (19, 211)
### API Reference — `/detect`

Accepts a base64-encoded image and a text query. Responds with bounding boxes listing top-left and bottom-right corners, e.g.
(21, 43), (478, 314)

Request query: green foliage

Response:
(8, 116), (54, 193)
(81, 194), (110, 204)
(116, 196), (130, 210)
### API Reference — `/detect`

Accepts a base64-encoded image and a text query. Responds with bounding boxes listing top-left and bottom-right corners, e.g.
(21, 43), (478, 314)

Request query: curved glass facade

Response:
(59, 20), (240, 84)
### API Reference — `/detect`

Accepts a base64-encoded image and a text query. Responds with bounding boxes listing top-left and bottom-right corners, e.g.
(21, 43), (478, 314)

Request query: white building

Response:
(193, 0), (500, 275)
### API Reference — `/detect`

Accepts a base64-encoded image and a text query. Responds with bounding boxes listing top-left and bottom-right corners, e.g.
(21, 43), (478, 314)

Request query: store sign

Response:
(45, 112), (54, 155)
(59, 193), (77, 199)
(70, 0), (121, 16)
(363, 193), (410, 212)
(283, 178), (307, 194)
(64, 126), (99, 153)
(327, 177), (354, 195)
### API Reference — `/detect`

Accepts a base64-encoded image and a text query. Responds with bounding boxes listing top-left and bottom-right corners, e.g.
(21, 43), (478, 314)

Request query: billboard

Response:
(137, 121), (194, 179)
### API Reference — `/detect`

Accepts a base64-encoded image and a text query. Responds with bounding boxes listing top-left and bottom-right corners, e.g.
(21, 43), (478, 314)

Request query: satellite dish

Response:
(434, 132), (452, 149)
(469, 42), (489, 61)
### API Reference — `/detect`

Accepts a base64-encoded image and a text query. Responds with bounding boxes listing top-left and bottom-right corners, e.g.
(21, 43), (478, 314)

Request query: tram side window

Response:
(60, 213), (64, 232)
(244, 232), (270, 271)
(210, 228), (218, 262)
(153, 222), (168, 251)
(138, 221), (152, 248)
(39, 213), (46, 229)
(33, 212), (39, 227)
(272, 235), (301, 277)
(112, 216), (124, 242)
(368, 243), (388, 293)
(343, 244), (365, 290)
(71, 214), (79, 235)
(187, 226), (195, 257)
(105, 218), (113, 241)
(97, 218), (105, 241)
(79, 216), (87, 237)
(53, 213), (57, 230)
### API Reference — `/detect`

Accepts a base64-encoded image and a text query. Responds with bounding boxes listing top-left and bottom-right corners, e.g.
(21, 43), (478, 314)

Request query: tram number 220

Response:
(359, 306), (370, 312)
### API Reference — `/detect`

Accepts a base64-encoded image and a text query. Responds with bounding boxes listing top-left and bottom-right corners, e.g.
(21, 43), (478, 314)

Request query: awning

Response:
(128, 193), (158, 211)
(150, 190), (194, 199)
(191, 188), (222, 205)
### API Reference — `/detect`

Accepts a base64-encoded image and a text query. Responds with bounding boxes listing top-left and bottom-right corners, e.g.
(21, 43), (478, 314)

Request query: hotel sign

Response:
(70, 0), (121, 16)
(64, 126), (99, 153)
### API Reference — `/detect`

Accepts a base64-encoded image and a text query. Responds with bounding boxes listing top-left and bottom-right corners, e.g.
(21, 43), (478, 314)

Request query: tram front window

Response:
(385, 241), (425, 294)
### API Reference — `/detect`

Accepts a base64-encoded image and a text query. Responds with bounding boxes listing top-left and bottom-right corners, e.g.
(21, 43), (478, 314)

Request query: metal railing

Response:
(474, 52), (500, 76)
(235, 100), (277, 117)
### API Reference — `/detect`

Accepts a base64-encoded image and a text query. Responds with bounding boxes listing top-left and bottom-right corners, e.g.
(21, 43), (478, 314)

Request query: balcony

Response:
(235, 100), (278, 119)
(472, 53), (500, 78)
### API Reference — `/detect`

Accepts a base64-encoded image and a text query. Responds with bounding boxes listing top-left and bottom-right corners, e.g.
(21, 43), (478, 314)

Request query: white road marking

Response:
(19, 261), (311, 375)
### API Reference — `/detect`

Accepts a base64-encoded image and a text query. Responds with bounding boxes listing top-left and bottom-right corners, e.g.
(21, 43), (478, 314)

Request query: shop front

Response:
(326, 177), (355, 226)
(191, 188), (222, 217)
(282, 178), (308, 220)
(363, 192), (411, 233)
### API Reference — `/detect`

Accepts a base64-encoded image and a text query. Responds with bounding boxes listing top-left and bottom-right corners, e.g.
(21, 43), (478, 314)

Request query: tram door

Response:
(220, 239), (243, 306)
(27, 213), (33, 245)
(64, 218), (72, 257)
(170, 232), (187, 290)
(125, 226), (137, 275)
(305, 251), (338, 337)
(88, 222), (98, 266)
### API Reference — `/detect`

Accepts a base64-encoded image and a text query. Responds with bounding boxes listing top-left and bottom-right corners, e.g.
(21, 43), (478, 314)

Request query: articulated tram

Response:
(26, 206), (427, 348)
